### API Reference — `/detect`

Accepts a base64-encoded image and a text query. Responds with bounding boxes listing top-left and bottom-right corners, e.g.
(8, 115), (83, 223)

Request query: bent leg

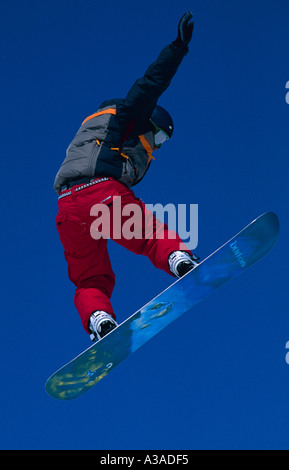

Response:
(107, 183), (192, 275)
(56, 202), (115, 334)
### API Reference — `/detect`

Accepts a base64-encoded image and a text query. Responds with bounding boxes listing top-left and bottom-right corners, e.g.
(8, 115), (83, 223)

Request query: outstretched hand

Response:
(174, 12), (194, 48)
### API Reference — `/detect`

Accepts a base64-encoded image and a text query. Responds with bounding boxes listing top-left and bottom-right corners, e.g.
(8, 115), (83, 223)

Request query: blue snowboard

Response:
(46, 212), (279, 400)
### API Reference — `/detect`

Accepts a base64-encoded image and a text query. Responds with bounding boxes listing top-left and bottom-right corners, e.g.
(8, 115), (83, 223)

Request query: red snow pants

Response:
(56, 178), (191, 333)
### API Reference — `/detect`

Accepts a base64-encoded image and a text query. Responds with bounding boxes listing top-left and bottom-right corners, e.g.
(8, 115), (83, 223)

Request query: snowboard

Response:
(46, 212), (279, 400)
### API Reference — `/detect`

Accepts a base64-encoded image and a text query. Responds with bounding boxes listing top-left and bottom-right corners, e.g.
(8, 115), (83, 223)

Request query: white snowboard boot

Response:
(89, 311), (118, 342)
(168, 251), (200, 278)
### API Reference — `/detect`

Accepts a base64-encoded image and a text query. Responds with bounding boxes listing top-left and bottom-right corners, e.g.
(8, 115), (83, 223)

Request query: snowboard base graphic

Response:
(46, 212), (279, 400)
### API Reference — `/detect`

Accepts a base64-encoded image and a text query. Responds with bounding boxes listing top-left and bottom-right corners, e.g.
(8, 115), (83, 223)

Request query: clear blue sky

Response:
(1, 0), (289, 450)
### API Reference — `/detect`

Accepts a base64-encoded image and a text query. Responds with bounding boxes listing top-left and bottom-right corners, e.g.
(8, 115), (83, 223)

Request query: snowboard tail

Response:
(46, 212), (279, 400)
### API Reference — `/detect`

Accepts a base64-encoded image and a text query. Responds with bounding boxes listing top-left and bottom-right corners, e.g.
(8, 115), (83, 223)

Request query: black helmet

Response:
(150, 105), (174, 139)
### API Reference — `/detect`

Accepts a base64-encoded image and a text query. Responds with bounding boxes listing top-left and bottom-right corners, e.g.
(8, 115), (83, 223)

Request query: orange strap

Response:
(139, 135), (155, 162)
(82, 108), (117, 125)
(84, 116), (154, 165)
(110, 147), (130, 160)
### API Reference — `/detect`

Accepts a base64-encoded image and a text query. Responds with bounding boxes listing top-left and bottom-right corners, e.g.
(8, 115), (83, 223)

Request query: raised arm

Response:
(118, 12), (194, 139)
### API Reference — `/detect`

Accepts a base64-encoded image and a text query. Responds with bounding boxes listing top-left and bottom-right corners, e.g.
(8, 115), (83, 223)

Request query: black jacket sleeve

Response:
(117, 42), (188, 141)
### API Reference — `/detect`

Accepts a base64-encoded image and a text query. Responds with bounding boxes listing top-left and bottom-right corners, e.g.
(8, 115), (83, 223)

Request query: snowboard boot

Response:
(168, 251), (200, 278)
(89, 311), (118, 342)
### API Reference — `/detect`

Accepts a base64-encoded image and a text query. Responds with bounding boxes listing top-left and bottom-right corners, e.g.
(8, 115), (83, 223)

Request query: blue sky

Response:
(1, 0), (289, 450)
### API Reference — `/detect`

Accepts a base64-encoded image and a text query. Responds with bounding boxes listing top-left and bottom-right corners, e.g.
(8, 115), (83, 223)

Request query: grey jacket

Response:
(54, 42), (188, 194)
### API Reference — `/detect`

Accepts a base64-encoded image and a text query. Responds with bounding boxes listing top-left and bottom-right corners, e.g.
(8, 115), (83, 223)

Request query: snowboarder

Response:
(54, 12), (199, 341)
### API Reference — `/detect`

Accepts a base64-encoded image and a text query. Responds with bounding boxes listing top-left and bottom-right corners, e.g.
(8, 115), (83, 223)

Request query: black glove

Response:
(174, 12), (194, 48)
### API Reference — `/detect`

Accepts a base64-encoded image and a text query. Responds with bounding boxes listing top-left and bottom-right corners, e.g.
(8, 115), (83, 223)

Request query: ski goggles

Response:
(150, 120), (170, 148)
